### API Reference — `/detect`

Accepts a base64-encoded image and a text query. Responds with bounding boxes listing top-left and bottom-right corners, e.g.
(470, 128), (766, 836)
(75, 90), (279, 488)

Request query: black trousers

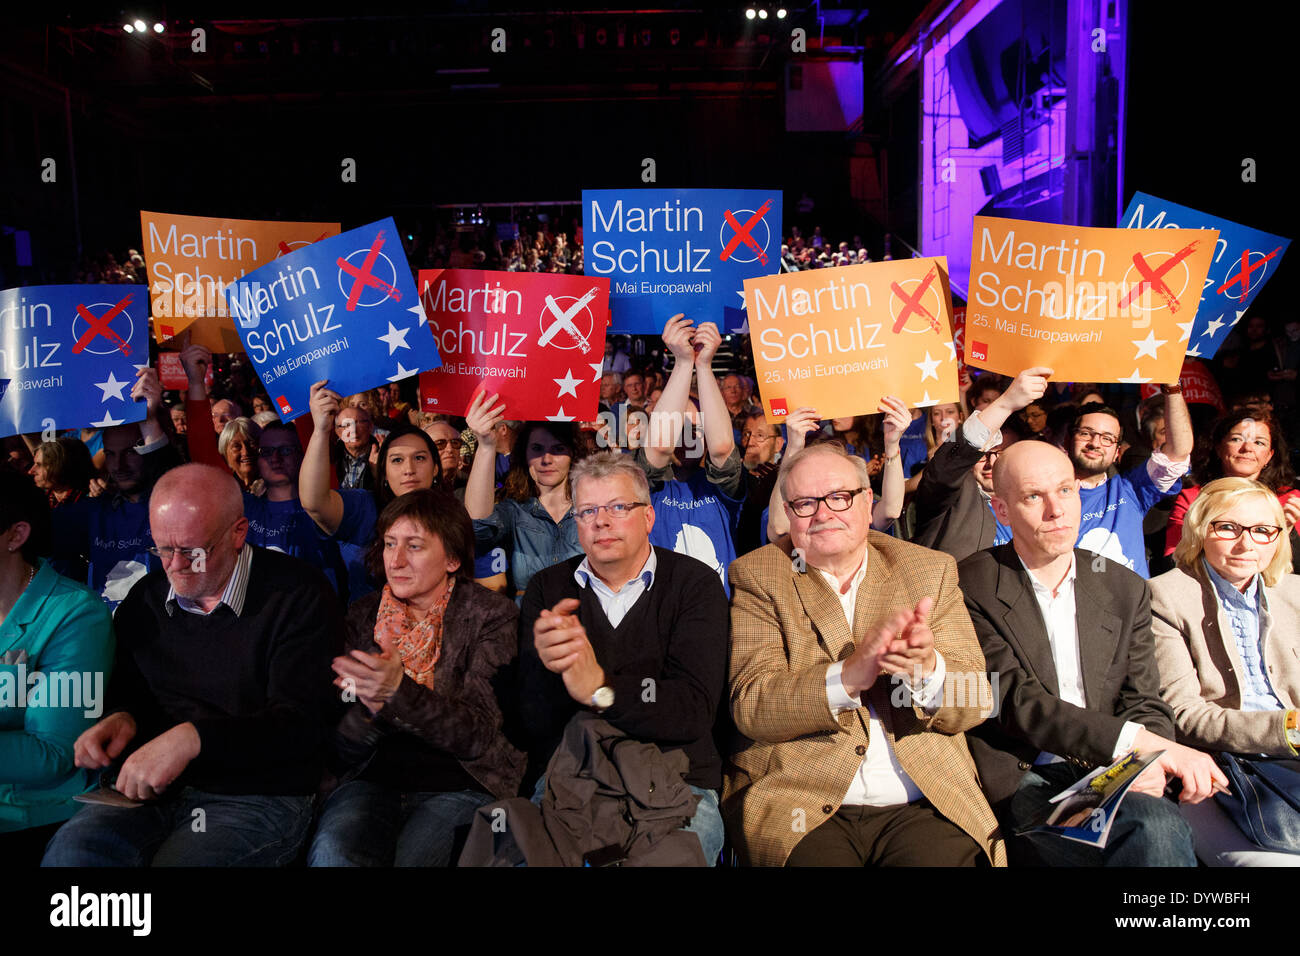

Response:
(785, 800), (985, 867)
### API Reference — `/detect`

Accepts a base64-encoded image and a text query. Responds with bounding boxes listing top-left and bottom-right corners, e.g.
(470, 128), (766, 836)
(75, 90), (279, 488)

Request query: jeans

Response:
(1009, 762), (1196, 867)
(41, 788), (314, 867)
(308, 781), (493, 867)
(530, 775), (724, 866)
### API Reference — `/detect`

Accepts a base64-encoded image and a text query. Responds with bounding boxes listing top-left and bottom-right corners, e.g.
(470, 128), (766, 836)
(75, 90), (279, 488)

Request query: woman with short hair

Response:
(217, 417), (263, 495)
(29, 437), (95, 509)
(308, 488), (522, 866)
(1151, 476), (1300, 865)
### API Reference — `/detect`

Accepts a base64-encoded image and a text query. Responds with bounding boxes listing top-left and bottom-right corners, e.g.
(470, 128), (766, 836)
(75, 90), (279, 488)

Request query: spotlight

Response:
(153, 22), (164, 33)
(123, 22), (135, 33)
(133, 19), (146, 32)
(777, 8), (787, 18)
(745, 8), (756, 19)
(758, 8), (768, 19)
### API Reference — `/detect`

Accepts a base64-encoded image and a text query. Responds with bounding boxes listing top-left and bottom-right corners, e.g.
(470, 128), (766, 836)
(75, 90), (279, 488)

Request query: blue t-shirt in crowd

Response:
(243, 494), (348, 597)
(900, 415), (928, 478)
(1075, 463), (1177, 578)
(51, 496), (159, 612)
(334, 489), (381, 601)
(641, 448), (744, 596)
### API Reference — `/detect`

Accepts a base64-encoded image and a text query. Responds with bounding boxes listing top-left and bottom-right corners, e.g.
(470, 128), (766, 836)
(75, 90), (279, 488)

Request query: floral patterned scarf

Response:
(373, 578), (454, 690)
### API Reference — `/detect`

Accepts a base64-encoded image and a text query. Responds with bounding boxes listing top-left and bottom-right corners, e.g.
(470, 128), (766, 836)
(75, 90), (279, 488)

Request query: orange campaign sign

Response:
(141, 211), (341, 353)
(964, 216), (1219, 385)
(743, 257), (961, 423)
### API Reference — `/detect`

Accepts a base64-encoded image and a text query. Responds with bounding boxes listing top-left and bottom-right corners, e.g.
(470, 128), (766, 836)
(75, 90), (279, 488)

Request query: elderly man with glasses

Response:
(724, 441), (1005, 867)
(517, 451), (729, 863)
(43, 464), (344, 867)
(1068, 389), (1193, 577)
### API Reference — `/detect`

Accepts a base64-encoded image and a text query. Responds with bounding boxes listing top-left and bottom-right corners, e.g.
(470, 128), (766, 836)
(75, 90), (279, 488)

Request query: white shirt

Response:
(819, 551), (948, 807)
(573, 548), (656, 628)
(1017, 552), (1139, 763)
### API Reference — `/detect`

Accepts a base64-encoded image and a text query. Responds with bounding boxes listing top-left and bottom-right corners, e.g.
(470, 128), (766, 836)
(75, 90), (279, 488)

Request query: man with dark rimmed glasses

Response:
(1068, 389), (1193, 578)
(724, 441), (1005, 867)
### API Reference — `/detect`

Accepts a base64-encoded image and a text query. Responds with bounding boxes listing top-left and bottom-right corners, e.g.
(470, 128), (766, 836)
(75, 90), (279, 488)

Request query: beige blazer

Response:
(724, 534), (1006, 867)
(1150, 564), (1300, 756)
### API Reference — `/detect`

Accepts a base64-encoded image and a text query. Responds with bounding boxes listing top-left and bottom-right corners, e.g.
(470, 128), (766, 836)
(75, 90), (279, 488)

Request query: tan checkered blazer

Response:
(724, 534), (1007, 867)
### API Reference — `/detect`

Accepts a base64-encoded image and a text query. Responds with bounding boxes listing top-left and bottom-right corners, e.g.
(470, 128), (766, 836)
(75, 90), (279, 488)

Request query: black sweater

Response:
(518, 547), (728, 790)
(109, 546), (344, 795)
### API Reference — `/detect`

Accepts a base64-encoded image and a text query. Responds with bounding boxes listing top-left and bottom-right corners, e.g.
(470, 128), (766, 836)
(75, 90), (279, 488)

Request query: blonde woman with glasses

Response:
(1151, 476), (1300, 865)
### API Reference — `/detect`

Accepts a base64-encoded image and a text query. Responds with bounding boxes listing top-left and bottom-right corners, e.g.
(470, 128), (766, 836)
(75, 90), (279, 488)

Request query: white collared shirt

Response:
(819, 549), (948, 807)
(573, 548), (657, 628)
(1017, 551), (1139, 763)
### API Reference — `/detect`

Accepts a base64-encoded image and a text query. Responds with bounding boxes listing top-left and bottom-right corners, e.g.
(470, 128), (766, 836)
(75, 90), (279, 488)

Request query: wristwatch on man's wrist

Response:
(590, 686), (615, 713)
(1286, 710), (1300, 749)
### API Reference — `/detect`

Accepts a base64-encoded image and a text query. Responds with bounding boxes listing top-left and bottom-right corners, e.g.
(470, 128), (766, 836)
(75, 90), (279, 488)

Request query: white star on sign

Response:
(1175, 320), (1195, 343)
(1118, 368), (1152, 384)
(90, 411), (125, 428)
(1132, 330), (1166, 360)
(733, 317), (750, 335)
(916, 392), (939, 407)
(554, 369), (582, 399)
(94, 371), (130, 402)
(588, 363), (604, 383)
(943, 340), (957, 362)
(409, 303), (427, 327)
(1186, 347), (1203, 358)
(914, 351), (941, 381)
(377, 321), (411, 354)
(547, 406), (574, 422)
(1201, 316), (1226, 339)
(1231, 309), (1247, 326)
(387, 362), (417, 382)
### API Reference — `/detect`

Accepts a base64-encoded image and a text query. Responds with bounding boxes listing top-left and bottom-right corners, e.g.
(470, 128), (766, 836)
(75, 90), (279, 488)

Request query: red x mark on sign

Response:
(337, 230), (402, 312)
(278, 232), (330, 257)
(720, 199), (774, 265)
(73, 294), (133, 356)
(1217, 246), (1282, 298)
(1117, 239), (1200, 312)
(890, 266), (942, 334)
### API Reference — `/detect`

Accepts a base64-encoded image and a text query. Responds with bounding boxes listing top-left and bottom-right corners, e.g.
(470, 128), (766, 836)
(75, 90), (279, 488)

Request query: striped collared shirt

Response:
(166, 544), (253, 617)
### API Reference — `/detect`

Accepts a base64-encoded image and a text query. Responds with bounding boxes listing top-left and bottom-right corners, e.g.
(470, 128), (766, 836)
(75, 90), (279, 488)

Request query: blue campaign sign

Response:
(226, 217), (442, 421)
(0, 285), (148, 438)
(1121, 193), (1290, 359)
(583, 188), (783, 333)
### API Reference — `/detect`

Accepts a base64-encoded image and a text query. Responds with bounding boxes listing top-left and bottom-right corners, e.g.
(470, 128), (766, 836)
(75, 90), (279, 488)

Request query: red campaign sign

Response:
(1139, 358), (1225, 412)
(157, 353), (213, 391)
(416, 269), (612, 421)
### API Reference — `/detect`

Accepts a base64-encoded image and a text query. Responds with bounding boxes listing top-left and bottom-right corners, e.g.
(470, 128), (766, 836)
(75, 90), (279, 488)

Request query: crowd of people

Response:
(2, 240), (1298, 868)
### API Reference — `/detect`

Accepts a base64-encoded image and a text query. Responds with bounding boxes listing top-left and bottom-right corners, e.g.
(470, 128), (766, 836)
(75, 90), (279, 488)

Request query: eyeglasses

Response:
(741, 431), (775, 443)
(979, 449), (1001, 465)
(260, 446), (299, 460)
(787, 487), (868, 517)
(1073, 426), (1120, 447)
(147, 520), (238, 565)
(430, 439), (458, 451)
(1208, 521), (1283, 545)
(575, 501), (648, 523)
